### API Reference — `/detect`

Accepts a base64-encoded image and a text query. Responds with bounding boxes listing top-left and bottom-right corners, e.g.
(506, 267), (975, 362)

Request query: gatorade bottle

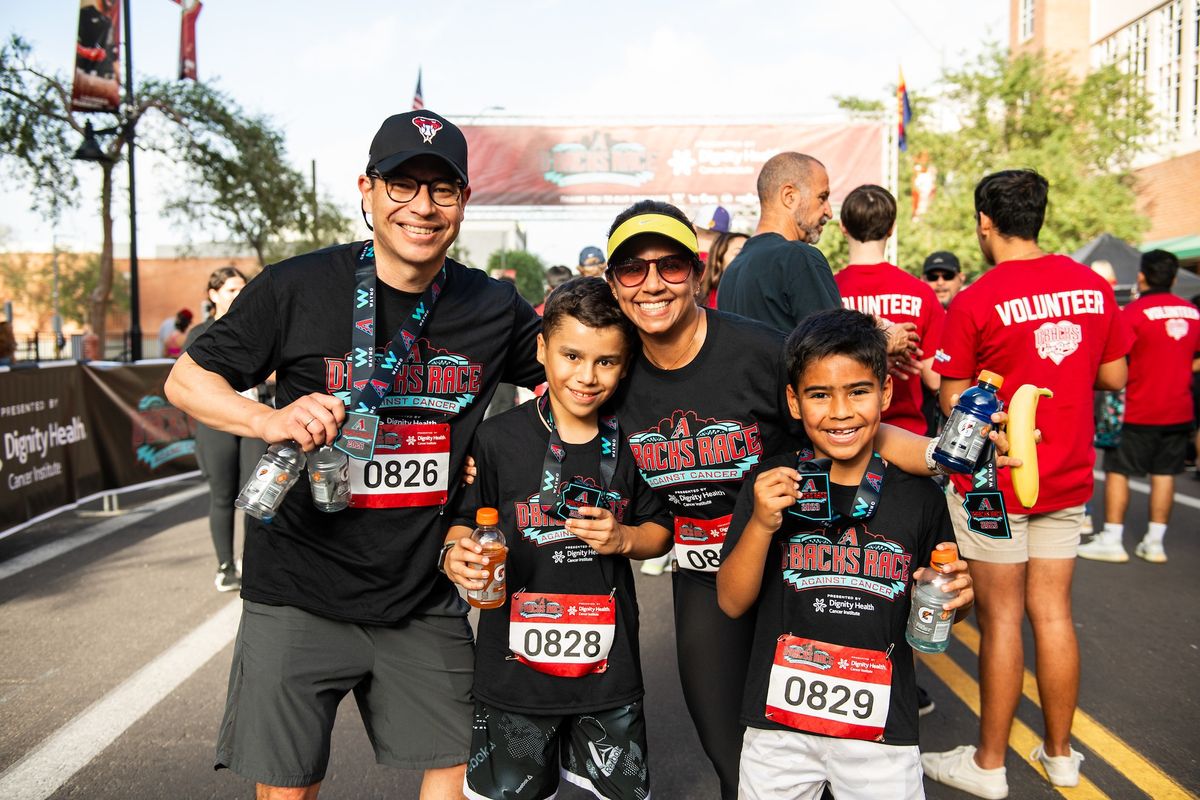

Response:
(466, 508), (507, 610)
(932, 370), (1004, 473)
(307, 446), (351, 513)
(235, 441), (303, 523)
(906, 544), (960, 654)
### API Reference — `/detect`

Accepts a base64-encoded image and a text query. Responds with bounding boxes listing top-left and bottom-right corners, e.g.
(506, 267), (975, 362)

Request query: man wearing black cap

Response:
(923, 250), (966, 308)
(577, 245), (606, 278)
(167, 110), (543, 799)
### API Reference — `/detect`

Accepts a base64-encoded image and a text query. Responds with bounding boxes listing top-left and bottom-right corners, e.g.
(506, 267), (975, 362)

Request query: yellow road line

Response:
(949, 622), (1198, 800)
(918, 649), (1110, 798)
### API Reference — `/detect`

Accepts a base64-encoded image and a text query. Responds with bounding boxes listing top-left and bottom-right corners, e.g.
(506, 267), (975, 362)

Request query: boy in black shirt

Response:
(718, 309), (973, 799)
(443, 277), (672, 800)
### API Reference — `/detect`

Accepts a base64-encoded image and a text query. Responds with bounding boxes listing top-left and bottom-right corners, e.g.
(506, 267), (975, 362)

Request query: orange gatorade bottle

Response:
(466, 507), (507, 610)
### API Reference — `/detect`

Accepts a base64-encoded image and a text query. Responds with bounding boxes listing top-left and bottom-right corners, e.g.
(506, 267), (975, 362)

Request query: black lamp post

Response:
(71, 0), (141, 361)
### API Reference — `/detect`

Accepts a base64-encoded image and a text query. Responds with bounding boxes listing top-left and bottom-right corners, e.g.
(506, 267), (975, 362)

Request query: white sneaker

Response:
(1030, 743), (1084, 787)
(640, 556), (667, 576)
(921, 745), (1008, 799)
(1079, 514), (1094, 535)
(1077, 536), (1129, 563)
(1135, 539), (1167, 563)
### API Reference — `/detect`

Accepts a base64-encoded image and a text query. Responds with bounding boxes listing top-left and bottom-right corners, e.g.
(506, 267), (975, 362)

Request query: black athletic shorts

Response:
(1104, 423), (1191, 477)
(464, 699), (650, 800)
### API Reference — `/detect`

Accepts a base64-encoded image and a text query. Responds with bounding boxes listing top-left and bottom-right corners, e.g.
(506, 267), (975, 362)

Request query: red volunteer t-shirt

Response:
(1122, 291), (1200, 425)
(934, 254), (1132, 513)
(836, 262), (946, 434)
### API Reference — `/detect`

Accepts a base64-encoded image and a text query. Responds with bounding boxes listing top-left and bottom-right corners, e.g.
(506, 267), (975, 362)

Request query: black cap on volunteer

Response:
(922, 251), (961, 276)
(579, 246), (605, 267)
(366, 110), (469, 184)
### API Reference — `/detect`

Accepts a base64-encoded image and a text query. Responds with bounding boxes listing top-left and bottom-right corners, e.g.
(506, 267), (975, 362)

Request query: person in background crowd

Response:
(166, 109), (543, 800)
(578, 245), (607, 278)
(923, 169), (1131, 799)
(923, 251), (966, 308)
(699, 231), (748, 309)
(716, 152), (840, 332)
(0, 320), (16, 367)
(533, 264), (574, 316)
(1193, 292), (1200, 479)
(1079, 249), (1200, 564)
(182, 266), (267, 593)
(692, 203), (731, 264)
(163, 309), (193, 358)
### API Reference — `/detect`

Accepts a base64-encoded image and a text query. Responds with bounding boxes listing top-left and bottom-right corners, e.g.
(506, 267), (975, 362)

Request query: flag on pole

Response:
(413, 68), (424, 110)
(897, 68), (912, 151)
(71, 0), (122, 111)
(171, 0), (202, 81)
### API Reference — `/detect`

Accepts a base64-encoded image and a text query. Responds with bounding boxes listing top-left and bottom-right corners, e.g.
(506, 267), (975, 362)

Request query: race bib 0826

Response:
(349, 423), (450, 508)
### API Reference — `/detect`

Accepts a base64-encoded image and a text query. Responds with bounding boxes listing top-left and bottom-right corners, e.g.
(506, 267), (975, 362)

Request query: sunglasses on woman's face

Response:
(608, 255), (697, 288)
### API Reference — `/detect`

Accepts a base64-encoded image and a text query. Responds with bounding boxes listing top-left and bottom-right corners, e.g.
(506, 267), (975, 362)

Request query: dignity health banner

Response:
(71, 0), (122, 112)
(460, 122), (886, 207)
(0, 363), (198, 536)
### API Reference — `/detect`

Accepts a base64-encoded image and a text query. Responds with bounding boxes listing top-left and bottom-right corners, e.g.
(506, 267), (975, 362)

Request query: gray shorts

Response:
(215, 600), (474, 787)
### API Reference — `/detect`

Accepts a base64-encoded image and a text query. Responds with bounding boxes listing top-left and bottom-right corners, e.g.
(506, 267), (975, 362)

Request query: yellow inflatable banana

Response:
(1008, 384), (1053, 508)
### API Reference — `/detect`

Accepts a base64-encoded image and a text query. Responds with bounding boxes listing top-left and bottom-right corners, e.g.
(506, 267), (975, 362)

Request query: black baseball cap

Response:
(366, 110), (468, 184)
(923, 251), (961, 276)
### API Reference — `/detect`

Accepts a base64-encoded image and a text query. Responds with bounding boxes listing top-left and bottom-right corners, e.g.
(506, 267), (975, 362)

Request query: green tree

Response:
(487, 249), (545, 305)
(825, 46), (1152, 279)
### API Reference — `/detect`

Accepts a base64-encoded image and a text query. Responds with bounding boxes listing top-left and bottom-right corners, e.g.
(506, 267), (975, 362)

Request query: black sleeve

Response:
(623, 465), (672, 529)
(721, 462), (761, 559)
(502, 290), (545, 389)
(773, 343), (809, 453)
(186, 268), (281, 391)
(916, 478), (956, 569)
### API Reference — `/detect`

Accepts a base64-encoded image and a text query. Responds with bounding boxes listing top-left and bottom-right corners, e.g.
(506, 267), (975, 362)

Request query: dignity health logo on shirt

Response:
(324, 338), (482, 414)
(627, 410), (762, 488)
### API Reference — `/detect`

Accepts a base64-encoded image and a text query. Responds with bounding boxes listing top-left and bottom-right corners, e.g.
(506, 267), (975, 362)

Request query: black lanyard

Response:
(962, 442), (1012, 538)
(537, 392), (619, 520)
(788, 450), (886, 527)
(347, 240), (446, 416)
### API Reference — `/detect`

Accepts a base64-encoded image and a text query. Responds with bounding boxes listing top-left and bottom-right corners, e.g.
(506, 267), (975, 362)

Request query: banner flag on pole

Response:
(71, 0), (122, 111)
(897, 68), (912, 151)
(172, 0), (202, 81)
(413, 67), (424, 110)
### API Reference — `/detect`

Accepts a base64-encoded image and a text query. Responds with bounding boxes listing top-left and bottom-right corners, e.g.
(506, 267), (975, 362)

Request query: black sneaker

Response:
(215, 562), (241, 593)
(917, 684), (936, 717)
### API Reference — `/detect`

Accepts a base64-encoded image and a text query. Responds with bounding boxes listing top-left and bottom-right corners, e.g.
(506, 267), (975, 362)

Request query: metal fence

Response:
(13, 331), (165, 363)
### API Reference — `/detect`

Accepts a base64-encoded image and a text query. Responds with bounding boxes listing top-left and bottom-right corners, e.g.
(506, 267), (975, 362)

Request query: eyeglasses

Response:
(609, 255), (697, 288)
(925, 271), (956, 282)
(369, 172), (464, 207)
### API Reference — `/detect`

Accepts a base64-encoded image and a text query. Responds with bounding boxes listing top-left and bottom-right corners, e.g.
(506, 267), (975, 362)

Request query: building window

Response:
(1019, 0), (1035, 43)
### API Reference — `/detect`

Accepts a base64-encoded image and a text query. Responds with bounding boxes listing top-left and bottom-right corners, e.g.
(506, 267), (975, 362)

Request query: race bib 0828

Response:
(508, 592), (616, 678)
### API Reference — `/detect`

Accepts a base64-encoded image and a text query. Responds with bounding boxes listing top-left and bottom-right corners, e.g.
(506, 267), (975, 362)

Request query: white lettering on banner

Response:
(7, 461), (65, 490)
(841, 294), (923, 319)
(3, 417), (88, 465)
(1144, 305), (1200, 321)
(993, 290), (1105, 326)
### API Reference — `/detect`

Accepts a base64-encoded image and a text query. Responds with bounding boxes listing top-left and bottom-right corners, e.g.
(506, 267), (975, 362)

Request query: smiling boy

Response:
(718, 308), (973, 800)
(442, 277), (672, 800)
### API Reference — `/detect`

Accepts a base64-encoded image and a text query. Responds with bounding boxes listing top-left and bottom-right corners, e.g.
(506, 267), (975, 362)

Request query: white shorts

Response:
(738, 727), (924, 800)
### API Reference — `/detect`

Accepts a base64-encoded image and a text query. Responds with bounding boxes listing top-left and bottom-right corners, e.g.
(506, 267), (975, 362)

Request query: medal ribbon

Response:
(537, 392), (619, 517)
(794, 450), (886, 526)
(962, 442), (1013, 538)
(346, 240), (446, 415)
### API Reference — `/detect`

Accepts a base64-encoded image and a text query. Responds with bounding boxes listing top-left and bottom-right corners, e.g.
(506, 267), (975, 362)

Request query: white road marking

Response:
(1093, 470), (1200, 510)
(0, 484), (209, 582)
(0, 600), (241, 800)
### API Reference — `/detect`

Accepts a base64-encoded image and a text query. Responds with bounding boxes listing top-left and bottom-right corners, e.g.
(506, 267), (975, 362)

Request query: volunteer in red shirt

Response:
(1080, 249), (1200, 564)
(922, 169), (1131, 799)
(835, 184), (945, 434)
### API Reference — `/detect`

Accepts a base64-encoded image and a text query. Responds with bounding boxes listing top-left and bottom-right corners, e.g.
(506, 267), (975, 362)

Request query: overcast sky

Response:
(2, 1), (1007, 266)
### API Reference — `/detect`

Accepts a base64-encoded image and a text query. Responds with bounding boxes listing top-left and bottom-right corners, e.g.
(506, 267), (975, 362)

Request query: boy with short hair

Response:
(443, 276), (672, 800)
(717, 308), (974, 800)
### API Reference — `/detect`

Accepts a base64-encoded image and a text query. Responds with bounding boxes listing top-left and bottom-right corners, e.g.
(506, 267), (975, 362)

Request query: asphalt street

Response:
(0, 467), (1197, 799)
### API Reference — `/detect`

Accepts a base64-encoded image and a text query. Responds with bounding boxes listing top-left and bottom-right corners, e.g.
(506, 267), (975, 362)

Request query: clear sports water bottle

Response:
(932, 370), (1004, 473)
(906, 544), (960, 654)
(466, 507), (507, 610)
(235, 441), (303, 523)
(307, 446), (350, 512)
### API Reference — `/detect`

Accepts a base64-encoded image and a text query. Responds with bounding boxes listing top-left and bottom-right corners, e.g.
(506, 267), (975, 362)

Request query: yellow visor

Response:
(607, 213), (699, 261)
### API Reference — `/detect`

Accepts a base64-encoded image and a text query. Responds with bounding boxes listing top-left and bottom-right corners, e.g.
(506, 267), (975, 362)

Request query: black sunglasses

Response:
(608, 255), (697, 288)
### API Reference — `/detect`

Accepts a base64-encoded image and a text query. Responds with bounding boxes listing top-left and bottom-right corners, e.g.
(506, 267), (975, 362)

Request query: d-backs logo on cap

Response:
(412, 116), (443, 144)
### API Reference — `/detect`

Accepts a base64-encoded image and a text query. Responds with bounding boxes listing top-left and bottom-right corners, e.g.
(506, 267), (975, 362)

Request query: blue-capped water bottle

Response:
(932, 370), (1004, 474)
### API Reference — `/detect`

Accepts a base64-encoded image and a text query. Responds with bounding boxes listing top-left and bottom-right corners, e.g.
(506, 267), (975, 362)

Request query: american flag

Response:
(412, 68), (424, 110)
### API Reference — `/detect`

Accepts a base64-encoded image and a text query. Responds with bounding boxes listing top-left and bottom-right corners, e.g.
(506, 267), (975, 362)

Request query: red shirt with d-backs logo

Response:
(1122, 291), (1200, 426)
(934, 254), (1132, 514)
(836, 262), (945, 434)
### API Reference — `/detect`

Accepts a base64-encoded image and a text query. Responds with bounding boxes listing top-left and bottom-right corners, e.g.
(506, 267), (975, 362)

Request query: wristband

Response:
(924, 439), (949, 475)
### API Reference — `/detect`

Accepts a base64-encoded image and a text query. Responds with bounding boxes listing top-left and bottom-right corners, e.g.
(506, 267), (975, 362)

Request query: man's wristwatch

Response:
(437, 541), (456, 574)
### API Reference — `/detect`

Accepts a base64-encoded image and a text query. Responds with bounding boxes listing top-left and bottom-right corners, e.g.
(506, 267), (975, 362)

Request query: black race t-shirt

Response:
(715, 233), (841, 334)
(186, 242), (543, 625)
(453, 401), (670, 715)
(723, 453), (953, 745)
(613, 308), (806, 588)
